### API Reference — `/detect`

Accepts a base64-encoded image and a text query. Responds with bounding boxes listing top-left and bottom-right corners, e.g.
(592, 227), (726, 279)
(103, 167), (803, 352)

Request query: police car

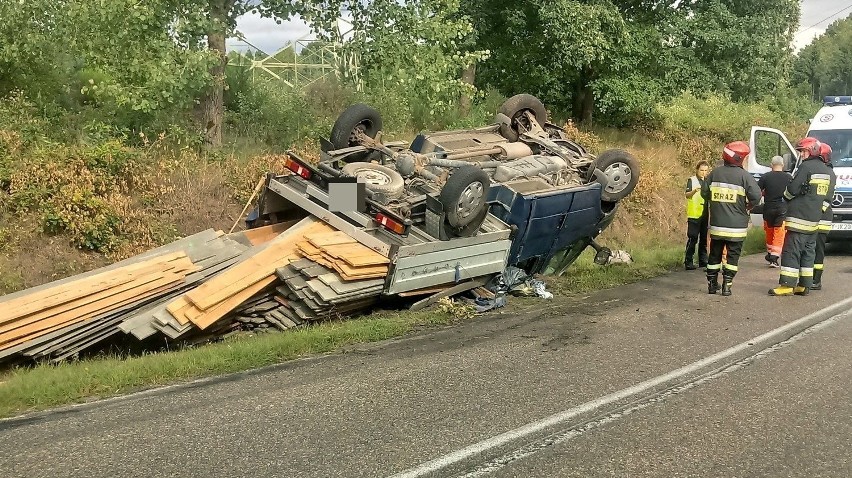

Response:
(746, 95), (852, 240)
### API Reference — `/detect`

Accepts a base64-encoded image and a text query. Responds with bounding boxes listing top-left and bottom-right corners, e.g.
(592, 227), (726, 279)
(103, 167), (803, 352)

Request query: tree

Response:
(465, 0), (800, 124)
(793, 16), (852, 100)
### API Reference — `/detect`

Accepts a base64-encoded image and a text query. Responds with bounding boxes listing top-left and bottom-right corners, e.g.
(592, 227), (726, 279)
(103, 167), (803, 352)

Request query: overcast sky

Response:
(228, 1), (852, 55)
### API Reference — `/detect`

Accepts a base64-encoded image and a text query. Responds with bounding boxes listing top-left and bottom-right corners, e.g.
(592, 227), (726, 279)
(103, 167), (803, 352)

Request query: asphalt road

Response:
(3, 250), (852, 478)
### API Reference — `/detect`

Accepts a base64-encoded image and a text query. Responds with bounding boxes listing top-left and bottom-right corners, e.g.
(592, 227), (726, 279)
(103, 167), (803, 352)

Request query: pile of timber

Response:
(266, 232), (390, 321)
(0, 216), (396, 363)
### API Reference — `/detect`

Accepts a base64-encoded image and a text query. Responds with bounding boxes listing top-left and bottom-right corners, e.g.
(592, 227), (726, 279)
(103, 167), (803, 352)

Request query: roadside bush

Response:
(4, 141), (147, 252)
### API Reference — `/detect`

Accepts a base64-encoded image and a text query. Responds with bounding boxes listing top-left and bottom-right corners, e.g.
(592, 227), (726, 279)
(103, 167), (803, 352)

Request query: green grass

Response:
(547, 242), (683, 295)
(0, 310), (455, 418)
(0, 228), (768, 419)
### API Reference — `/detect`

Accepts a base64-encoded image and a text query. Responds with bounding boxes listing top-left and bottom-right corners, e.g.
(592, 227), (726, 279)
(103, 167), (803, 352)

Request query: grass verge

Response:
(0, 228), (767, 419)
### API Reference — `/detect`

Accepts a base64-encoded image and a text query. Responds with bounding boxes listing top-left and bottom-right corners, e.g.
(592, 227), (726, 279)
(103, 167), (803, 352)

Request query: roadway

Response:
(2, 250), (851, 478)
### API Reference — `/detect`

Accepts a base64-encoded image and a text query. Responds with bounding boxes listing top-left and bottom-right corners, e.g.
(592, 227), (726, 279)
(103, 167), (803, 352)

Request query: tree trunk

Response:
(459, 62), (476, 115)
(203, 0), (229, 148)
(580, 82), (594, 123)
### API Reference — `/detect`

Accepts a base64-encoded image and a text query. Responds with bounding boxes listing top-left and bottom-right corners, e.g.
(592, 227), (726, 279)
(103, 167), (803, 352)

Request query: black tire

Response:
(593, 149), (640, 203)
(440, 166), (490, 228)
(498, 94), (548, 142)
(341, 162), (405, 198)
(330, 103), (383, 150)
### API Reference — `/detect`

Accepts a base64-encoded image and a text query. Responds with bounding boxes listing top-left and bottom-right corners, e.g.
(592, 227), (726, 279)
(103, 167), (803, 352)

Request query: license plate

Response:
(831, 223), (852, 231)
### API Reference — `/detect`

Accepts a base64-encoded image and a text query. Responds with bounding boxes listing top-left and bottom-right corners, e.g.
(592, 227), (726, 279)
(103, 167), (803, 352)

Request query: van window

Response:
(754, 130), (795, 169)
(809, 129), (852, 167)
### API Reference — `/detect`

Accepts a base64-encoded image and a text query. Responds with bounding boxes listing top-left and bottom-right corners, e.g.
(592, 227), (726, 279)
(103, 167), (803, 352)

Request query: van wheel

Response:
(498, 94), (548, 142)
(593, 149), (640, 203)
(342, 162), (405, 198)
(440, 166), (490, 228)
(330, 104), (383, 150)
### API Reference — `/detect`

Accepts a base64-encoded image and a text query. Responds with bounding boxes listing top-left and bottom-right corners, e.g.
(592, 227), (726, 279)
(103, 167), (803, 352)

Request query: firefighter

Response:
(758, 156), (792, 267)
(702, 141), (762, 296)
(684, 161), (710, 270)
(813, 142), (837, 290)
(769, 137), (834, 296)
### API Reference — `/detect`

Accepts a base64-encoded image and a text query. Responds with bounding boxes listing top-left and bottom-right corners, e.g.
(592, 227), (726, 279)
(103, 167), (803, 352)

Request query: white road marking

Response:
(388, 296), (852, 478)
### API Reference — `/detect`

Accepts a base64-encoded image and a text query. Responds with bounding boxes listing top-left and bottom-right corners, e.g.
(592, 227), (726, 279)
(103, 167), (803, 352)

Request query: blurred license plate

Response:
(831, 223), (852, 231)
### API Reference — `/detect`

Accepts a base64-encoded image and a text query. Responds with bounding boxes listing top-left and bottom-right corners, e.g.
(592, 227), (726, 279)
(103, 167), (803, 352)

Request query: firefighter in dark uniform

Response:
(813, 142), (837, 290)
(769, 137), (835, 296)
(702, 141), (762, 296)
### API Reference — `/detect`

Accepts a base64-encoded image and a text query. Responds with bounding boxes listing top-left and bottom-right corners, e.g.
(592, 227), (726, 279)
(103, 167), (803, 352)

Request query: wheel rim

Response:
(456, 181), (484, 218)
(354, 167), (392, 186)
(603, 162), (632, 194)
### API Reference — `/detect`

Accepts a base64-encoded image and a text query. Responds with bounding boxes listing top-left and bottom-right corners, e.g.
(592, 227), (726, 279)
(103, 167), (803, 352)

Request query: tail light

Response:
(284, 157), (312, 179)
(375, 212), (407, 235)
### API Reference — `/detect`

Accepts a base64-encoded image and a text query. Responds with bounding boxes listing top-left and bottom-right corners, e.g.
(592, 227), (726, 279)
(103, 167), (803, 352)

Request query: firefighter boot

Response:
(794, 285), (810, 296)
(769, 286), (795, 296)
(812, 270), (822, 291)
(721, 280), (733, 296)
(707, 273), (719, 294)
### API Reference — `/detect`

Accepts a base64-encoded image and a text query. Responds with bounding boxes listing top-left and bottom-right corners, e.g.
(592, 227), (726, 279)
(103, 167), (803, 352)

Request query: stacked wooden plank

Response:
(228, 291), (305, 333)
(162, 218), (336, 331)
(265, 232), (391, 321)
(0, 253), (197, 358)
(0, 230), (250, 362)
(294, 231), (390, 280)
(0, 216), (399, 364)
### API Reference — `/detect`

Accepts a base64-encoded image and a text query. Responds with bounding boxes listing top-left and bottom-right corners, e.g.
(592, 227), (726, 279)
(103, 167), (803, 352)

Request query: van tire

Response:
(498, 94), (548, 142)
(440, 166), (490, 228)
(341, 162), (405, 198)
(330, 104), (383, 150)
(593, 149), (640, 203)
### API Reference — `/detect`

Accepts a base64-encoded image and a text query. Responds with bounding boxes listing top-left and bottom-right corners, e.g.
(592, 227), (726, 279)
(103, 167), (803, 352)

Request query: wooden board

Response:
(305, 231), (357, 247)
(0, 262), (194, 336)
(186, 221), (333, 311)
(0, 252), (188, 324)
(189, 276), (277, 330)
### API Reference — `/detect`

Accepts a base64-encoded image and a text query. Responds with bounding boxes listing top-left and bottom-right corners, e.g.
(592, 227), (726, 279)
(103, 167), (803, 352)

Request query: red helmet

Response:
(795, 137), (821, 157)
(722, 141), (750, 167)
(819, 142), (832, 163)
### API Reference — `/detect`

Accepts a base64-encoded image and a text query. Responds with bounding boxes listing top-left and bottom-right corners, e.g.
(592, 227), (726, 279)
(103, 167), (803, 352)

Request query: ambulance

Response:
(746, 95), (852, 240)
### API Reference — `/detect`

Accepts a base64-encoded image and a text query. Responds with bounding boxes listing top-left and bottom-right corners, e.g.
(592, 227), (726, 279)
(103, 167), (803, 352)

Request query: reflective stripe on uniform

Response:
(780, 266), (799, 278)
(723, 263), (738, 272)
(818, 219), (832, 232)
(710, 181), (746, 193)
(800, 267), (814, 277)
(783, 189), (795, 200)
(708, 225), (748, 238)
(814, 263), (824, 270)
(786, 217), (819, 232)
(706, 263), (722, 271)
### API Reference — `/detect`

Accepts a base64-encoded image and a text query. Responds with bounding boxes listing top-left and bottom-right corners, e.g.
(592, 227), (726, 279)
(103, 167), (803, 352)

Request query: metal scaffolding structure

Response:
(228, 28), (361, 90)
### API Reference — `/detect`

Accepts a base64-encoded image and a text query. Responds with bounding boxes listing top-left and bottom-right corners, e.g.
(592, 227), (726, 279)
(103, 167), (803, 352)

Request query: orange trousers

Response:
(763, 221), (785, 257)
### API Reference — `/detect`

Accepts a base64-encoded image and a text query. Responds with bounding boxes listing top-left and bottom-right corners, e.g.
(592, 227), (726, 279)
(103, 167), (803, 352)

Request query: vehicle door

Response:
(747, 127), (798, 225)
(747, 126), (798, 180)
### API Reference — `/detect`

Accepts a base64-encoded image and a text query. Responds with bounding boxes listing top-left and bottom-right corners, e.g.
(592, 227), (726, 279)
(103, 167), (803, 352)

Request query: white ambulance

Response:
(746, 95), (852, 240)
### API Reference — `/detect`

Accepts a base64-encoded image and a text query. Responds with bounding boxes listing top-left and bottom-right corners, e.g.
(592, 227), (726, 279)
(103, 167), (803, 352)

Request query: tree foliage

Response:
(465, 0), (799, 124)
(792, 16), (852, 100)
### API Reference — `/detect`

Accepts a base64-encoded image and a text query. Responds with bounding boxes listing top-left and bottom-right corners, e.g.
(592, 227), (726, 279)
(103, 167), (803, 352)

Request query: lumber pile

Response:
(265, 232), (391, 321)
(0, 229), (250, 362)
(0, 214), (399, 363)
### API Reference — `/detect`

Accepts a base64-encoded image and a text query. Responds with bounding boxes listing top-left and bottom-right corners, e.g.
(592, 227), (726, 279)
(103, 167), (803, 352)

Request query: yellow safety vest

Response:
(686, 176), (705, 219)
